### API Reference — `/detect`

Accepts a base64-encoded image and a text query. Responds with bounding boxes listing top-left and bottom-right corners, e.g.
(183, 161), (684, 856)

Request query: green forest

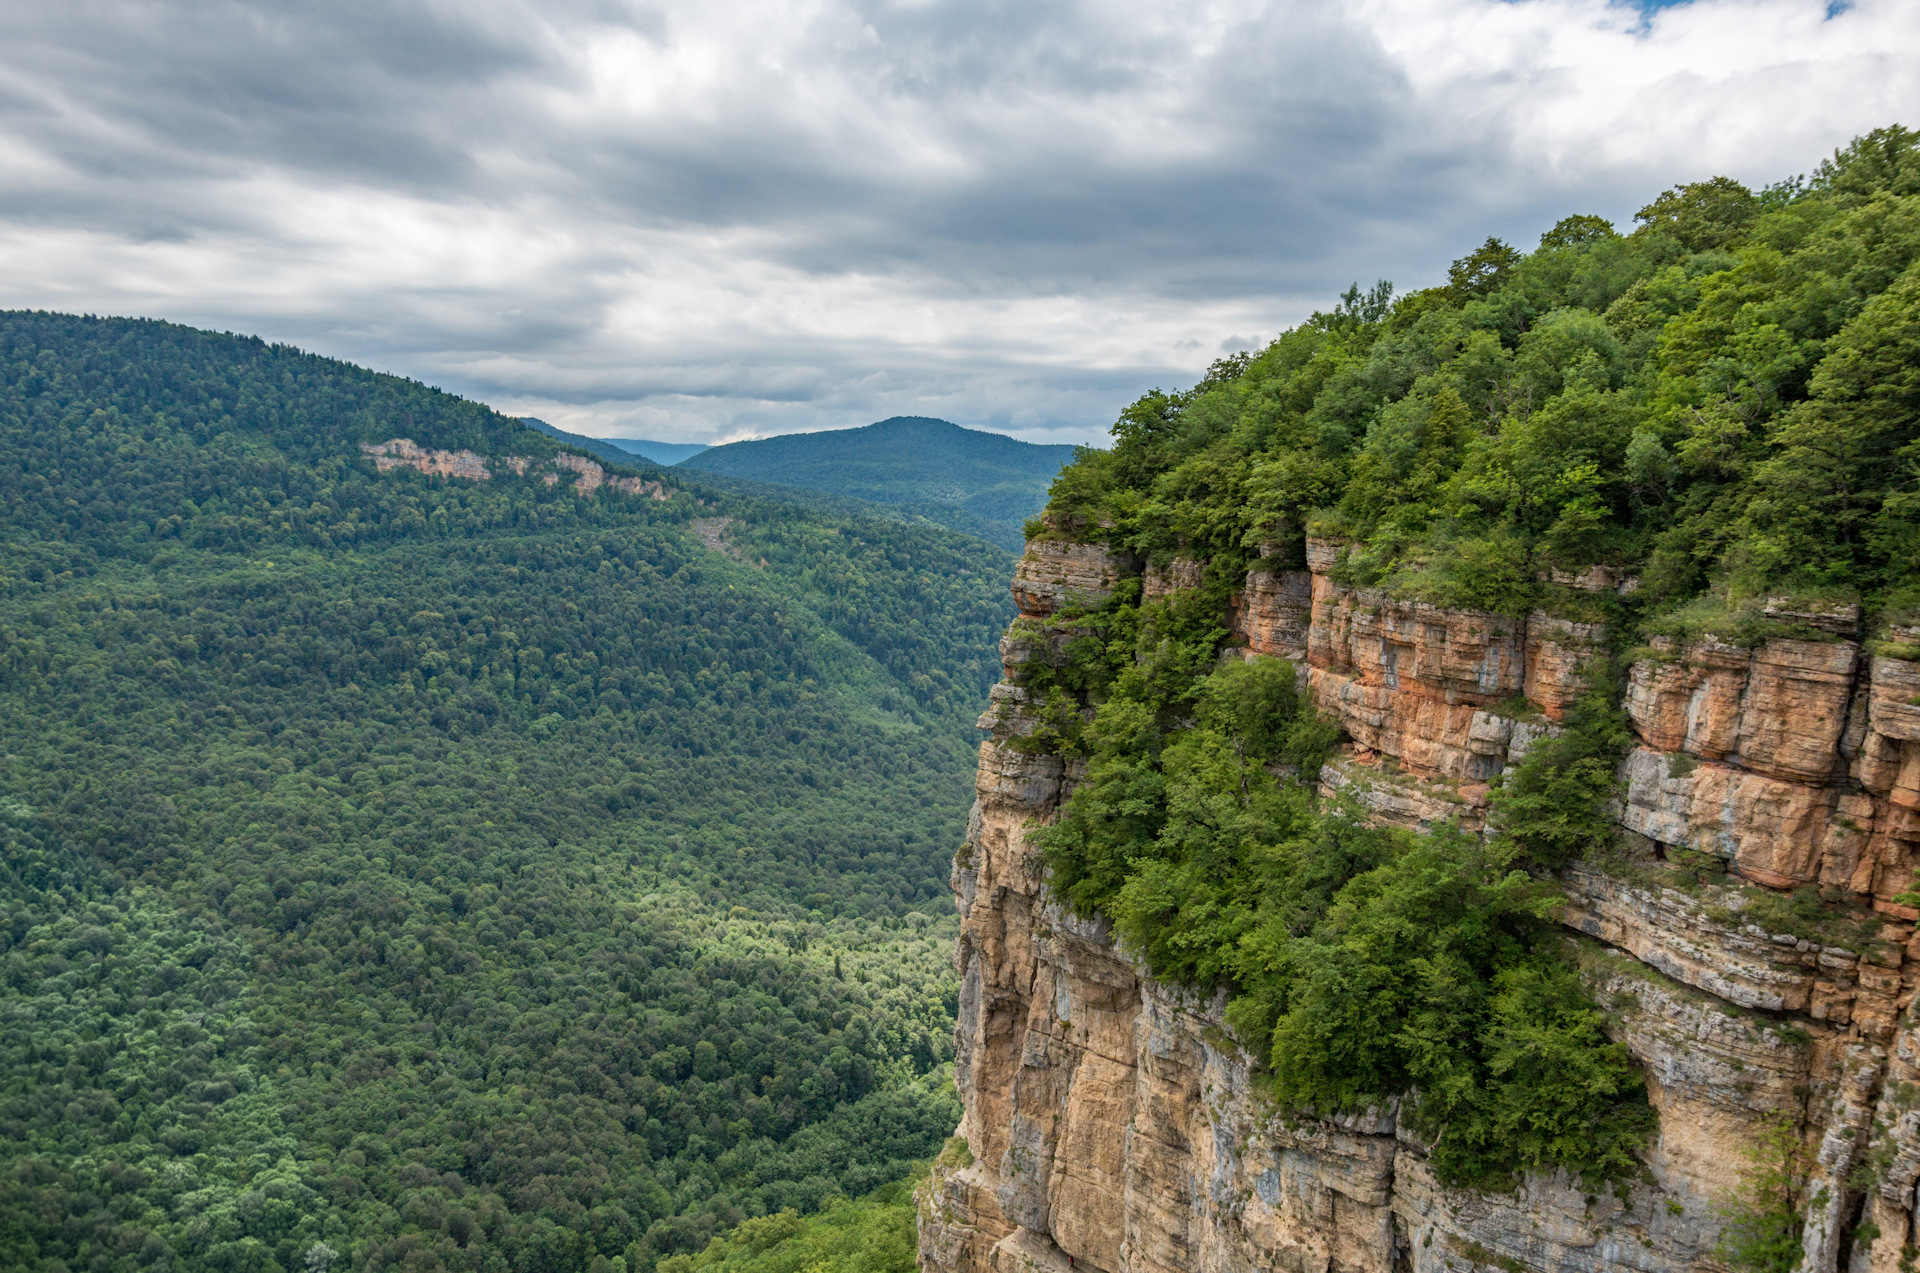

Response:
(1022, 126), (1920, 1190)
(0, 314), (1016, 1273)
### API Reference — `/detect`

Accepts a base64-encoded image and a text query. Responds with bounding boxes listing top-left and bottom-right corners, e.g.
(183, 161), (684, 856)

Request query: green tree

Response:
(1740, 263), (1920, 588)
(1634, 176), (1761, 252)
(1447, 237), (1523, 300)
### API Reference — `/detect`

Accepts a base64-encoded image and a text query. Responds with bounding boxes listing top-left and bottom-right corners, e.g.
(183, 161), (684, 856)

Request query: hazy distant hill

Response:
(608, 437), (711, 464)
(519, 420), (706, 469)
(678, 417), (1079, 550)
(519, 416), (683, 470)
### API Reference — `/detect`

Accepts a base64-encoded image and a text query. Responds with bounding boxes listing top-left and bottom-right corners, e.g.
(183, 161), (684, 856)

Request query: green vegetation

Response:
(656, 1172), (922, 1273)
(1716, 1117), (1811, 1273)
(520, 418), (684, 472)
(1029, 590), (1649, 1190)
(680, 418), (1078, 552)
(0, 313), (1009, 1273)
(519, 424), (709, 468)
(1027, 126), (1920, 1189)
(1488, 668), (1634, 872)
(606, 441), (710, 467)
(1044, 125), (1920, 617)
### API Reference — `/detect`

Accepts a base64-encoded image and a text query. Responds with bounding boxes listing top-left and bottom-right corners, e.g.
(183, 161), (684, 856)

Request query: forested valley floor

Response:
(0, 314), (1013, 1273)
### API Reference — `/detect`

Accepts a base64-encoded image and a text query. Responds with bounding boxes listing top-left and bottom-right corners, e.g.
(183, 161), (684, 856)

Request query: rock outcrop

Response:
(920, 537), (1920, 1273)
(1011, 540), (1140, 617)
(361, 437), (493, 480)
(361, 438), (673, 498)
(548, 451), (674, 499)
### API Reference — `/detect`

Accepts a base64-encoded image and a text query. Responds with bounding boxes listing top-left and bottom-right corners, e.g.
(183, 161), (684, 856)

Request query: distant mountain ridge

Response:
(677, 416), (1079, 550)
(519, 417), (679, 470)
(608, 438), (710, 465)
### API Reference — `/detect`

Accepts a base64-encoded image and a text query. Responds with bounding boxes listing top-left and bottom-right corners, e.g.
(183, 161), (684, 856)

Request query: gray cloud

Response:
(0, 0), (1912, 445)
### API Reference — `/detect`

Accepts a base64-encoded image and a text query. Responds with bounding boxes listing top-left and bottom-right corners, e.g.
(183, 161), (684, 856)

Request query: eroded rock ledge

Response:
(919, 536), (1920, 1273)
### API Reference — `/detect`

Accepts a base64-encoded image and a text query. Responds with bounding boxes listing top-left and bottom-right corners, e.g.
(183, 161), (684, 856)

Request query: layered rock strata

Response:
(920, 538), (1920, 1273)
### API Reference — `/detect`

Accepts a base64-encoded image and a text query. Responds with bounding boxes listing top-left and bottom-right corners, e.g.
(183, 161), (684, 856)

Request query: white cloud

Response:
(0, 0), (1912, 446)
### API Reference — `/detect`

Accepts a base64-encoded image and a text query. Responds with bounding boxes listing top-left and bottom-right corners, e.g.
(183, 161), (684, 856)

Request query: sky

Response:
(0, 0), (1914, 447)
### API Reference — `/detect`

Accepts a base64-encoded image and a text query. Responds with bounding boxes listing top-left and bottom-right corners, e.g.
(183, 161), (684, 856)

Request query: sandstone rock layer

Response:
(921, 538), (1920, 1273)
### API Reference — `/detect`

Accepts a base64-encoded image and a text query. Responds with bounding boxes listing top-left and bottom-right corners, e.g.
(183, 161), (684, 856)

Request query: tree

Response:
(1633, 176), (1759, 252)
(1447, 238), (1522, 300)
(1741, 263), (1920, 587)
(1538, 214), (1618, 252)
(1811, 124), (1920, 200)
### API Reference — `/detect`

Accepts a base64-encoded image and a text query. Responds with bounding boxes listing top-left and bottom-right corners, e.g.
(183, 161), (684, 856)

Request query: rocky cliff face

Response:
(919, 536), (1920, 1273)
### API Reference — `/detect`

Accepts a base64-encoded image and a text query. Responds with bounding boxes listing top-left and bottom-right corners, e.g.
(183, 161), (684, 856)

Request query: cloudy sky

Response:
(0, 0), (1914, 446)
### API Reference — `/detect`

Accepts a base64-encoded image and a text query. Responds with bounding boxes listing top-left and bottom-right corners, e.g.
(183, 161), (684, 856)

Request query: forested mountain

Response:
(1015, 125), (1920, 1190)
(0, 314), (1014, 1273)
(677, 418), (1078, 551)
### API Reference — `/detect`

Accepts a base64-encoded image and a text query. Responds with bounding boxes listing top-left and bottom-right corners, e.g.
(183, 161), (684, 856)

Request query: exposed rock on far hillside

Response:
(361, 437), (673, 499)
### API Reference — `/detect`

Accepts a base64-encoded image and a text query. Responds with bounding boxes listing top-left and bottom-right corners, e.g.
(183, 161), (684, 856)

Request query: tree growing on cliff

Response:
(1715, 1117), (1809, 1273)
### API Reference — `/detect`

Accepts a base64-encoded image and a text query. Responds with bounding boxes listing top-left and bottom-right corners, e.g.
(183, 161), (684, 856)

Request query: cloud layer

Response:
(0, 0), (1913, 444)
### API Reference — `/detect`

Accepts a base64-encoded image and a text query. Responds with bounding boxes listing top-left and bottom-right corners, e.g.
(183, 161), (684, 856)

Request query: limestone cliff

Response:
(919, 536), (1920, 1273)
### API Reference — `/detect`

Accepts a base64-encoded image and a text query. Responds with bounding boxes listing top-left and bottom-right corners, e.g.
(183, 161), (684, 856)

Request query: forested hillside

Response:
(679, 418), (1076, 551)
(0, 314), (1014, 1273)
(1019, 126), (1920, 1189)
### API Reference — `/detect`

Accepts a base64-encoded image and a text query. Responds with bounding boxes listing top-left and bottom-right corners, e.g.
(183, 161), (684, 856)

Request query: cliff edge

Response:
(919, 536), (1920, 1273)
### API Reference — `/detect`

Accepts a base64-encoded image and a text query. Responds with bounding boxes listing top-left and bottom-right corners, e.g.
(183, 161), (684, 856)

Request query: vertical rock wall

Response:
(920, 535), (1920, 1273)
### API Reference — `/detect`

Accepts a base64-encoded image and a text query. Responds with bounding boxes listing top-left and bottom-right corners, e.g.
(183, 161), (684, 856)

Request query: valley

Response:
(4, 122), (1919, 1273)
(0, 316), (1011, 1273)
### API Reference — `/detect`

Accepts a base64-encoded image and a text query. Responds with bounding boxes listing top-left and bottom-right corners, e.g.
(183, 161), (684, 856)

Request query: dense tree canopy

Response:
(1042, 125), (1920, 619)
(0, 313), (1012, 1273)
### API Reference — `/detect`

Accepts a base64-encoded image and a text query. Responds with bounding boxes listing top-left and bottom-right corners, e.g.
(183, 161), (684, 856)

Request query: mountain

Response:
(527, 415), (1038, 546)
(0, 313), (1015, 1273)
(607, 438), (711, 465)
(676, 417), (1080, 551)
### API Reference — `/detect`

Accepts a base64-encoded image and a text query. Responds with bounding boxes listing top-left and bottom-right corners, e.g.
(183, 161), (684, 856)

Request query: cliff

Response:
(919, 537), (1920, 1273)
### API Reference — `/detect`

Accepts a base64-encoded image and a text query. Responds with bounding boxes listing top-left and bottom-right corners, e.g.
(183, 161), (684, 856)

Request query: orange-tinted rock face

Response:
(359, 440), (674, 499)
(925, 537), (1920, 1273)
(1861, 647), (1920, 803)
(1140, 556), (1203, 602)
(1231, 567), (1311, 661)
(1307, 577), (1527, 702)
(1618, 748), (1838, 887)
(1278, 555), (1618, 783)
(1523, 615), (1607, 720)
(1318, 752), (1491, 832)
(1011, 542), (1138, 618)
(1624, 638), (1857, 782)
(1612, 636), (1920, 912)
